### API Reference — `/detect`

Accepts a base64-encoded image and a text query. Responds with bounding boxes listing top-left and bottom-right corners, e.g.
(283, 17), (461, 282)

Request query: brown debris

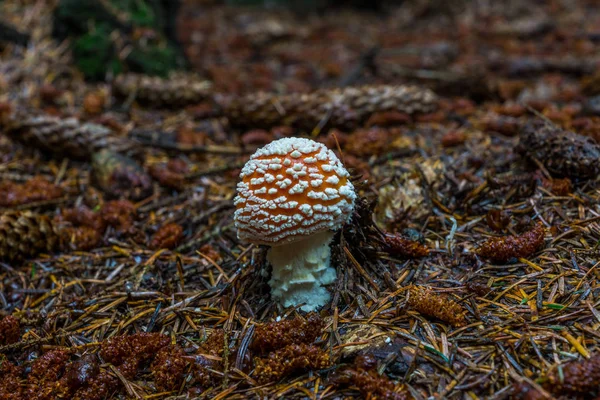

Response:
(382, 234), (430, 258)
(331, 354), (411, 400)
(99, 200), (137, 236)
(485, 209), (511, 232)
(542, 177), (572, 196)
(441, 130), (467, 147)
(251, 313), (324, 354)
(0, 315), (20, 345)
(58, 206), (106, 232)
(60, 226), (103, 251)
(407, 285), (467, 327)
(241, 129), (273, 146)
(344, 127), (392, 157)
(54, 206), (106, 251)
(150, 223), (184, 250)
(148, 159), (189, 190)
(83, 91), (106, 115)
(478, 114), (522, 136)
(465, 281), (492, 297)
(253, 343), (330, 384)
(476, 223), (545, 263)
(0, 176), (64, 207)
(366, 111), (412, 127)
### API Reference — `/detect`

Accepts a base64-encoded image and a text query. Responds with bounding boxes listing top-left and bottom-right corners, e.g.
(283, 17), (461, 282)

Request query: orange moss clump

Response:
(344, 127), (391, 157)
(0, 359), (22, 399)
(332, 354), (411, 400)
(465, 281), (491, 297)
(150, 223), (184, 250)
(24, 348), (72, 400)
(199, 329), (227, 357)
(476, 223), (545, 263)
(100, 200), (137, 235)
(148, 159), (189, 190)
(383, 234), (429, 258)
(100, 332), (170, 379)
(60, 206), (106, 231)
(545, 353), (600, 396)
(542, 177), (572, 196)
(70, 370), (118, 400)
(0, 315), (20, 345)
(407, 285), (467, 327)
(0, 177), (64, 207)
(57, 201), (143, 250)
(478, 114), (521, 136)
(60, 226), (103, 251)
(441, 130), (467, 147)
(0, 333), (206, 399)
(366, 111), (411, 127)
(253, 343), (330, 384)
(251, 313), (324, 355)
(151, 345), (188, 391)
(83, 91), (106, 115)
(54, 206), (106, 251)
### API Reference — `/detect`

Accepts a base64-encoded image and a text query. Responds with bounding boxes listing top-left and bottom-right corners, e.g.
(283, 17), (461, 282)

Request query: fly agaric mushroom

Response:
(234, 137), (356, 311)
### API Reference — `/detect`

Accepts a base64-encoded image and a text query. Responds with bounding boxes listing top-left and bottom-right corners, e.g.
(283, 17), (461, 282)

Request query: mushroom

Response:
(234, 137), (356, 311)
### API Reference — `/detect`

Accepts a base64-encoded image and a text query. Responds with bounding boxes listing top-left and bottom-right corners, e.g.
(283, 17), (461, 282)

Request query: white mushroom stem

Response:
(266, 230), (337, 312)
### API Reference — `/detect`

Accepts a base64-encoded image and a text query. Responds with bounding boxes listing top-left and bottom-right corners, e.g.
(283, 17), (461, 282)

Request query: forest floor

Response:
(1, 0), (600, 399)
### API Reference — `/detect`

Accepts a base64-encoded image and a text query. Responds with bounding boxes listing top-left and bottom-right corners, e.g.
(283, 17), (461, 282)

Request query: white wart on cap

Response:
(234, 137), (356, 245)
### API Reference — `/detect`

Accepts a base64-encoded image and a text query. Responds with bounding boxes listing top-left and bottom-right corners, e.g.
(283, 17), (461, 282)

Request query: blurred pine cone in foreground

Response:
(0, 211), (60, 262)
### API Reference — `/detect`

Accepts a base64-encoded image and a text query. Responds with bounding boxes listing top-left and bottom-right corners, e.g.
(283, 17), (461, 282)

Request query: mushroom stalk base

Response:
(266, 231), (336, 312)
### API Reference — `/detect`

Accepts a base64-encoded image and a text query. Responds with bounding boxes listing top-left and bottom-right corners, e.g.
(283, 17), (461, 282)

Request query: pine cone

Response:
(113, 73), (213, 107)
(219, 84), (438, 130)
(3, 113), (134, 160)
(517, 121), (600, 179)
(0, 211), (60, 261)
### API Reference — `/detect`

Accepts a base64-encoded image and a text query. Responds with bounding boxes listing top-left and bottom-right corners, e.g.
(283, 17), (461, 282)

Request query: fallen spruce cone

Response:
(407, 285), (467, 327)
(544, 353), (600, 396)
(476, 223), (545, 263)
(3, 112), (134, 160)
(0, 211), (60, 261)
(218, 84), (439, 130)
(517, 121), (600, 179)
(113, 72), (213, 107)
